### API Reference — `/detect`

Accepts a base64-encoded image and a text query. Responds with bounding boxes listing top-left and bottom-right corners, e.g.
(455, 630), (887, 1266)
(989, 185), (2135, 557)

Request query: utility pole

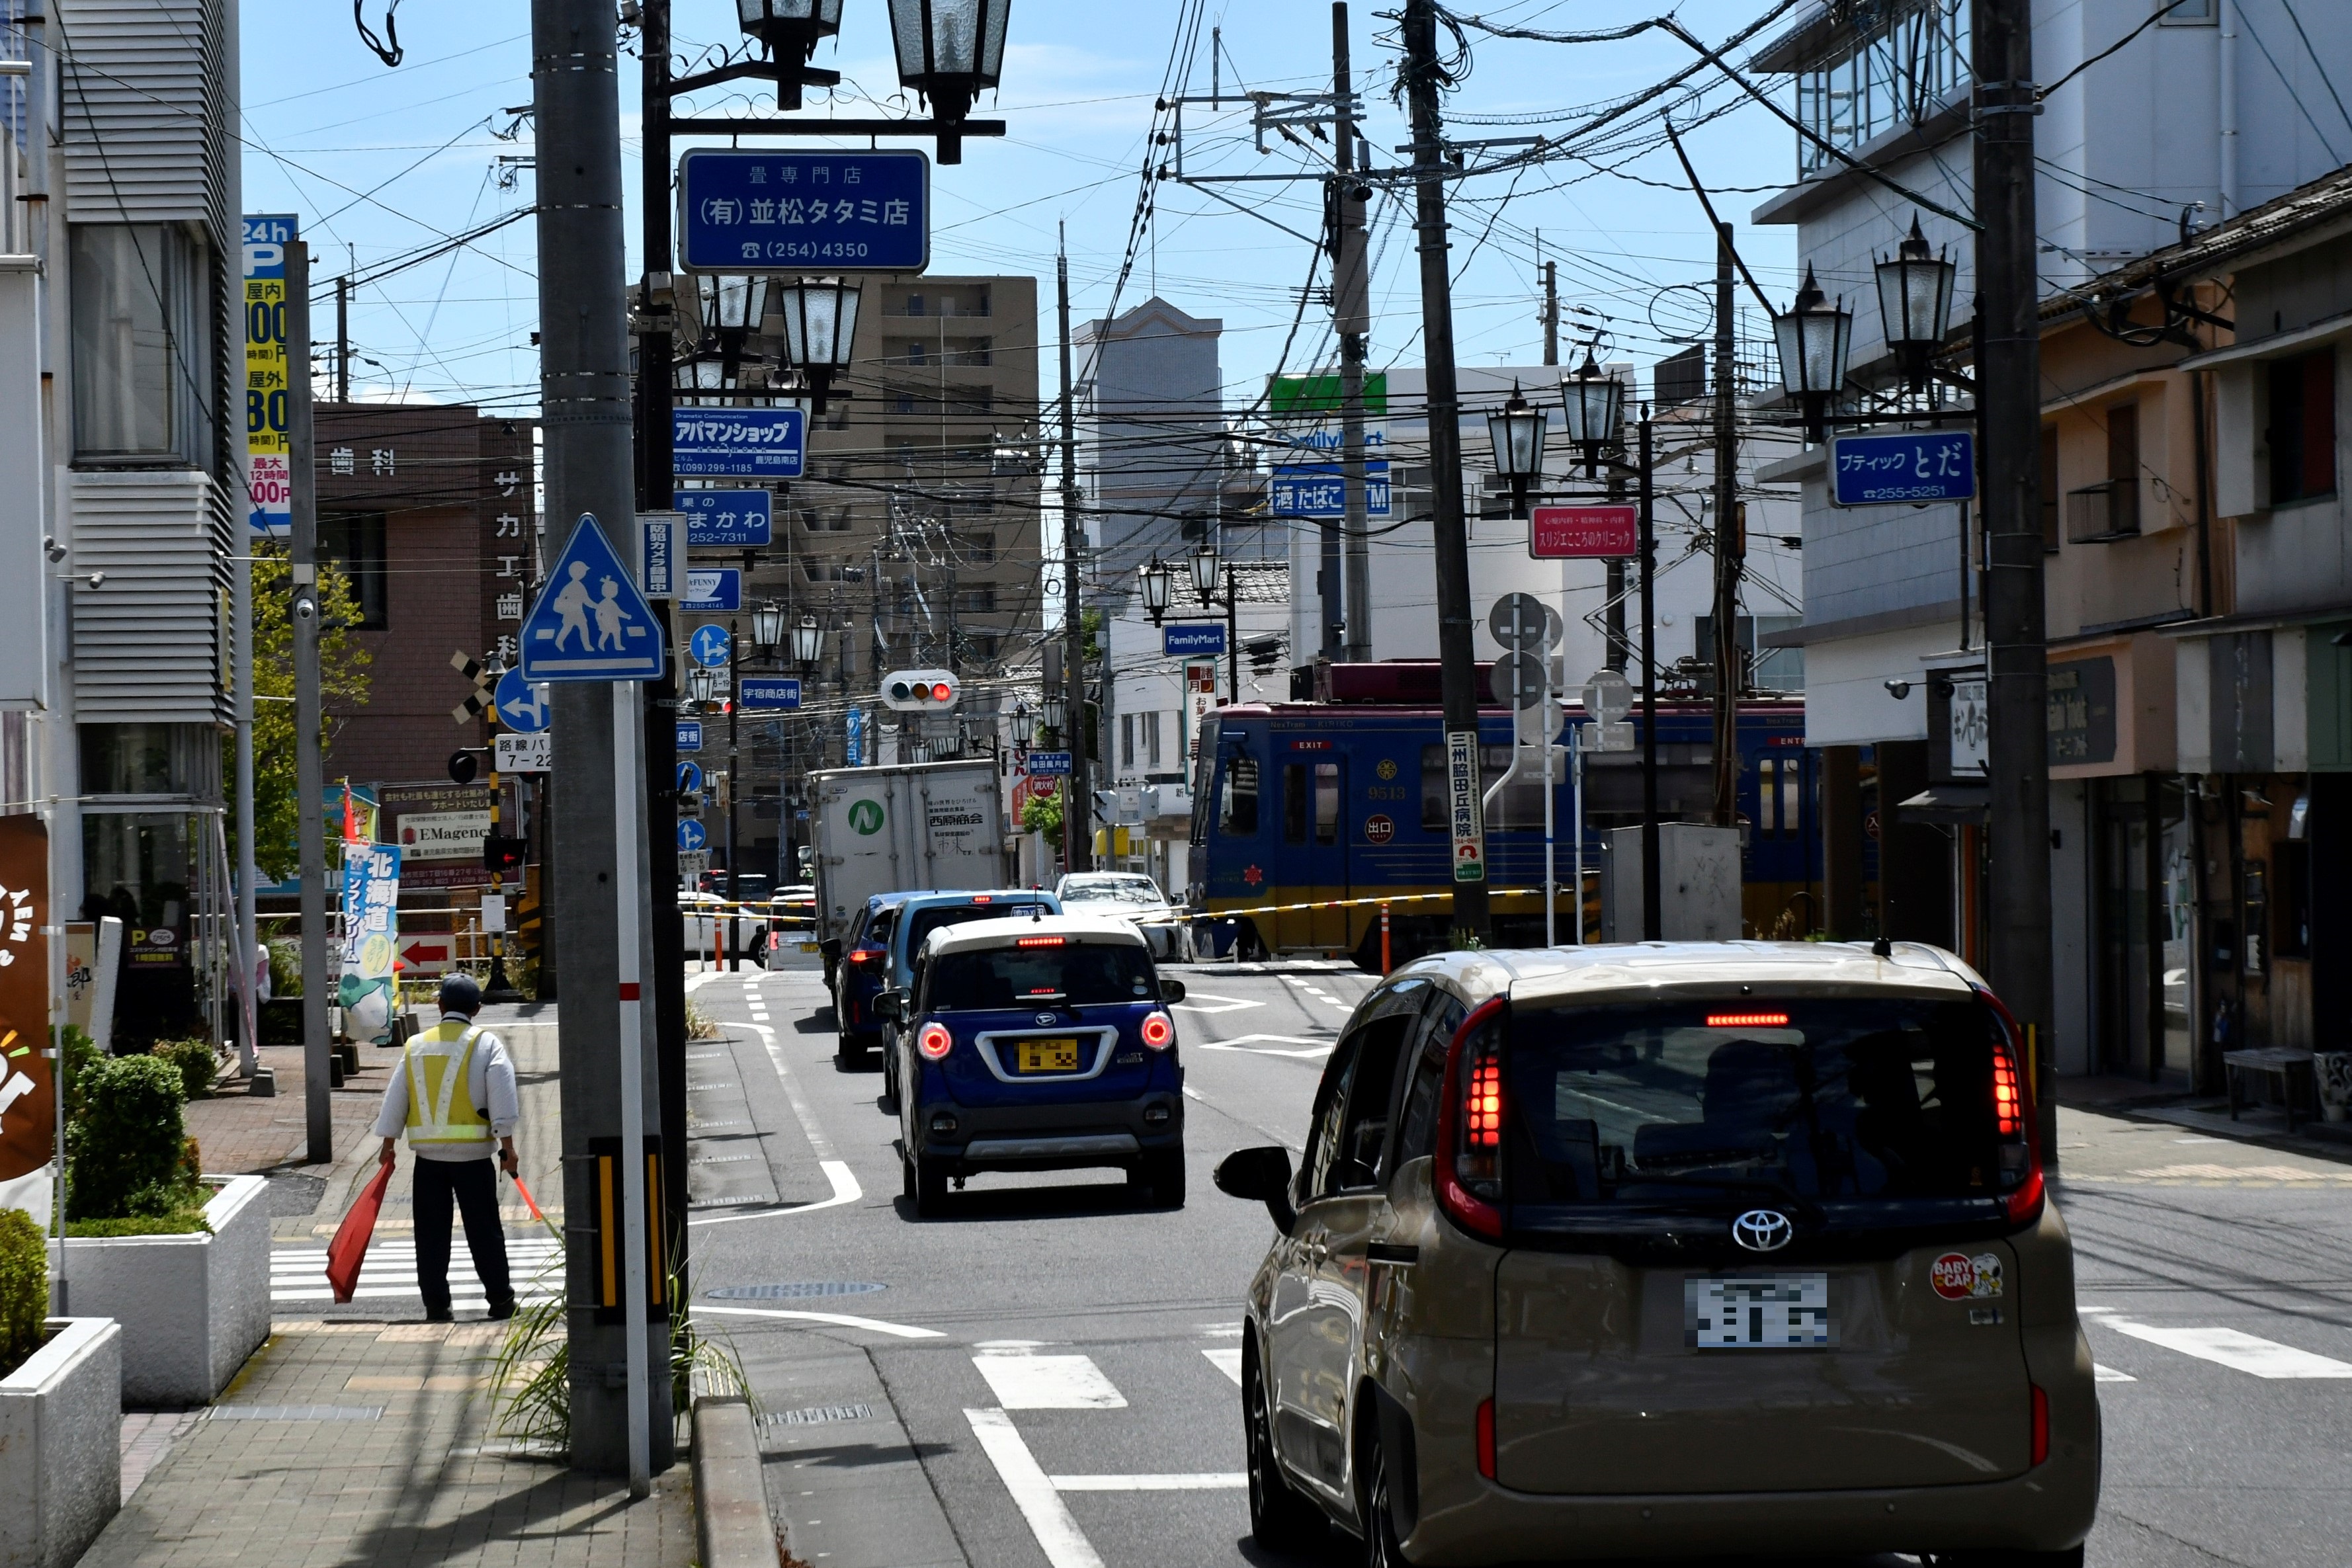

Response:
(1541, 259), (1558, 366)
(1401, 0), (1487, 942)
(1974, 0), (2056, 1158)
(335, 276), (350, 403)
(532, 0), (669, 1484)
(1638, 411), (1661, 940)
(1333, 2), (1371, 664)
(635, 0), (690, 1306)
(288, 239), (329, 1161)
(1057, 232), (1091, 872)
(1709, 220), (1740, 828)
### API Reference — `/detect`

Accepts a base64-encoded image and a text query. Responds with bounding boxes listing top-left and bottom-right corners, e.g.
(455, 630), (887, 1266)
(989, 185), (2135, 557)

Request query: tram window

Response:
(1219, 749), (1261, 835)
(1316, 763), (1340, 846)
(1781, 754), (1803, 836)
(1758, 757), (1777, 836)
(1420, 744), (1543, 831)
(1284, 764), (1309, 843)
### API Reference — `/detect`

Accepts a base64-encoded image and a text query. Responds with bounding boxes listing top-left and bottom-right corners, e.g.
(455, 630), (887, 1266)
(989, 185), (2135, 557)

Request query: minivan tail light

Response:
(1475, 1397), (1497, 1480)
(1017, 934), (1068, 948)
(1973, 983), (2046, 1227)
(1140, 1011), (1174, 1049)
(917, 1022), (953, 1059)
(2029, 1383), (2049, 1465)
(1433, 996), (1509, 1241)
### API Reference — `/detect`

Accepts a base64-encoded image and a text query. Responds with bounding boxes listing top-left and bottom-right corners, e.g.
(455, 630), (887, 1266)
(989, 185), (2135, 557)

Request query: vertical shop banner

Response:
(0, 818), (52, 1216)
(242, 215), (299, 537)
(339, 843), (402, 1046)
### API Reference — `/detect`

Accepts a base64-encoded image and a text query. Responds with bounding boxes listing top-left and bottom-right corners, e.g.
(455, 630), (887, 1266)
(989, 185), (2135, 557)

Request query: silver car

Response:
(1052, 872), (1196, 962)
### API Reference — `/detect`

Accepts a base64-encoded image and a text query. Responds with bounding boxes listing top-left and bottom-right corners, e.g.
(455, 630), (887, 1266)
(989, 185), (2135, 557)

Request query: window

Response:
(1394, 991), (1468, 1164)
(1283, 763), (1309, 844)
(71, 224), (214, 464)
(1793, 1), (1969, 175)
(905, 293), (925, 315)
(1144, 711), (1163, 769)
(1298, 1035), (1359, 1202)
(1120, 714), (1136, 769)
(1315, 761), (1340, 846)
(2158, 0), (2215, 23)
(1755, 755), (1806, 838)
(2106, 403), (2142, 535)
(926, 940), (1157, 1010)
(1218, 745), (1260, 835)
(2275, 840), (2310, 960)
(2039, 423), (2061, 552)
(2268, 348), (2336, 506)
(319, 512), (389, 630)
(1333, 1011), (1417, 1188)
(1420, 743), (1544, 831)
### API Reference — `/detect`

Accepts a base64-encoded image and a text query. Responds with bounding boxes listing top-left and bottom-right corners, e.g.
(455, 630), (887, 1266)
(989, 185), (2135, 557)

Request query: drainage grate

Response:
(704, 1282), (886, 1300)
(209, 1405), (384, 1422)
(692, 1154), (759, 1165)
(761, 1403), (874, 1427)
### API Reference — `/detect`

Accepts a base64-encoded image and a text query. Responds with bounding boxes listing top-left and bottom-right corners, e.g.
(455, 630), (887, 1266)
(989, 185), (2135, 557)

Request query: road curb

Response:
(694, 1395), (781, 1568)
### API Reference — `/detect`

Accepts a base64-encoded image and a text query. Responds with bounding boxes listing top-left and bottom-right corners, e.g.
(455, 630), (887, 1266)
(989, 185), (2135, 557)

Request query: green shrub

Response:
(60, 1026), (100, 1126)
(64, 1214), (210, 1238)
(151, 1038), (218, 1100)
(0, 1209), (46, 1377)
(65, 1055), (206, 1222)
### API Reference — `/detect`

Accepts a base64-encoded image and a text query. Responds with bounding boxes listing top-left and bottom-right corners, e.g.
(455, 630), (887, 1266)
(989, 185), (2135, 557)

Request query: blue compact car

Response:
(878, 889), (1059, 1104)
(878, 913), (1187, 1216)
(831, 893), (913, 1062)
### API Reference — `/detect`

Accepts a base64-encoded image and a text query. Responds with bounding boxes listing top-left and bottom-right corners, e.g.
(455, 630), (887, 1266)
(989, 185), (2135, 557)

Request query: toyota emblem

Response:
(1035, 1012), (1058, 1026)
(1731, 1210), (1794, 1253)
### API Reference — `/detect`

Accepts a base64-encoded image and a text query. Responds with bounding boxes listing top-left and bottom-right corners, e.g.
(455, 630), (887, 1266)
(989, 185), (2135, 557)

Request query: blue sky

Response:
(237, 0), (1814, 416)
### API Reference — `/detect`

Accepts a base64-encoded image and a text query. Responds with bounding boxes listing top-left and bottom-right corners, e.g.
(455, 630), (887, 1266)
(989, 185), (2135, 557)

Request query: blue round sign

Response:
(493, 668), (552, 733)
(677, 819), (708, 852)
(690, 624), (732, 669)
(677, 761), (702, 795)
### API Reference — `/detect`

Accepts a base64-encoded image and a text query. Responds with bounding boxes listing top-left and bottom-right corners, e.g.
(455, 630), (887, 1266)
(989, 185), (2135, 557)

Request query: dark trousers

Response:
(413, 1156), (513, 1315)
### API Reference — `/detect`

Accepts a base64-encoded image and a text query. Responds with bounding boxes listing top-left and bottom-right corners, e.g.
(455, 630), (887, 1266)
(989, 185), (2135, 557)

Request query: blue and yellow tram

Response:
(1186, 694), (1824, 964)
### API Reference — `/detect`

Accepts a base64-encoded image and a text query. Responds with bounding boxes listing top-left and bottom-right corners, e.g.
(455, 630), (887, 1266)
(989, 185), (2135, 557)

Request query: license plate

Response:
(1685, 1274), (1834, 1348)
(1017, 1038), (1081, 1073)
(800, 942), (820, 952)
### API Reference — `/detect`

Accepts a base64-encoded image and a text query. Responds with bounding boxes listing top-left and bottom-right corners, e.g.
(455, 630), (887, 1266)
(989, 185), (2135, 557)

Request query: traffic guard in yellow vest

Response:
(370, 974), (521, 1321)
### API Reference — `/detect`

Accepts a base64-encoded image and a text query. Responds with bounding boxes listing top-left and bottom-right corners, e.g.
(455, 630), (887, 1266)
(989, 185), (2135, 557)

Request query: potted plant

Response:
(54, 1055), (269, 1408)
(0, 1208), (122, 1568)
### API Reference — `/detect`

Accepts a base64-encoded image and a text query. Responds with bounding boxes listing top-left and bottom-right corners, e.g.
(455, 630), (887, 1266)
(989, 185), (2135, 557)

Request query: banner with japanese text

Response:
(339, 843), (402, 1045)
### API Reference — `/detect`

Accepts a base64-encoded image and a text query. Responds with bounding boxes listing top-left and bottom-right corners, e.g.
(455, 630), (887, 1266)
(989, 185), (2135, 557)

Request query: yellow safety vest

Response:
(403, 1020), (493, 1147)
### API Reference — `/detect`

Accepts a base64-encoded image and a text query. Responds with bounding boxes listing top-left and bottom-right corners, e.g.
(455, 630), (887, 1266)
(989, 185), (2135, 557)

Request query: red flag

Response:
(325, 1163), (395, 1304)
(509, 1172), (562, 1243)
(342, 784), (359, 845)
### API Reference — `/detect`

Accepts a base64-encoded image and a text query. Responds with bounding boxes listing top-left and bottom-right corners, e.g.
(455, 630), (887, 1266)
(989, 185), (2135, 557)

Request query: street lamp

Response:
(1013, 696), (1032, 745)
(792, 612), (823, 667)
(698, 272), (773, 376)
(1138, 557), (1173, 626)
(1187, 542), (1241, 704)
(736, 0), (845, 110)
(1189, 541), (1220, 602)
(1874, 216), (1957, 393)
(1773, 263), (1854, 444)
(1485, 380), (1548, 519)
(1558, 349), (1624, 478)
(1042, 692), (1066, 737)
(750, 598), (786, 653)
(777, 277), (862, 414)
(687, 665), (721, 707)
(884, 0), (1009, 165)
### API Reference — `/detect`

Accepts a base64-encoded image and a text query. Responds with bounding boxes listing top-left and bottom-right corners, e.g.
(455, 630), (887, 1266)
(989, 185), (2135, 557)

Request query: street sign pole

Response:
(610, 681), (650, 1499)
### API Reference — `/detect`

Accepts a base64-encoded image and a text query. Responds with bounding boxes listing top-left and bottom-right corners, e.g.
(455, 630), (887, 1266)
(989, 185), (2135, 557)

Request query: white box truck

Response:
(810, 759), (1009, 977)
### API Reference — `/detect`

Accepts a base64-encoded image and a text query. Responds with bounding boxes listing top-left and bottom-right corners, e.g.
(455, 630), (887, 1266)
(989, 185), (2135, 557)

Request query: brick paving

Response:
(181, 1042), (393, 1180)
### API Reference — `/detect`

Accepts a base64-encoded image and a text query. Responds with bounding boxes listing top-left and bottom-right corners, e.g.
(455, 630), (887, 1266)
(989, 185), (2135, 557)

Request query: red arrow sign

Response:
(398, 939), (451, 971)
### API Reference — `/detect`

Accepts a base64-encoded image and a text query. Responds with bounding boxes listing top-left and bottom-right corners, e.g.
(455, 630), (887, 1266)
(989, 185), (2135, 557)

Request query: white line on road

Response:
(687, 1158), (862, 1227)
(2095, 1364), (2136, 1383)
(1195, 1034), (1333, 1057)
(1170, 993), (1262, 1015)
(698, 1304), (943, 1339)
(965, 1409), (1106, 1568)
(738, 1021), (836, 1158)
(1049, 1473), (1247, 1491)
(1202, 1347), (1243, 1385)
(972, 1353), (1127, 1409)
(2098, 1321), (2352, 1378)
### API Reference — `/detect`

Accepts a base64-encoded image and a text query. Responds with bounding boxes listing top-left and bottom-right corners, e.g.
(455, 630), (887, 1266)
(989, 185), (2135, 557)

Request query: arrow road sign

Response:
(690, 624), (732, 669)
(519, 514), (667, 682)
(1489, 593), (1550, 650)
(677, 761), (702, 795)
(677, 819), (708, 852)
(1490, 649), (1548, 710)
(494, 668), (551, 733)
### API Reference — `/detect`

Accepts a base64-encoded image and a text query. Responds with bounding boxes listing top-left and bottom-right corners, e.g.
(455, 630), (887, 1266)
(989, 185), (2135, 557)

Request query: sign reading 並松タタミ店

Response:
(739, 678), (801, 711)
(339, 844), (402, 1046)
(496, 733), (552, 774)
(1830, 429), (1976, 507)
(1163, 623), (1226, 659)
(519, 514), (667, 682)
(678, 149), (931, 272)
(242, 214), (298, 536)
(673, 407), (806, 479)
(1446, 729), (1486, 883)
(675, 489), (773, 548)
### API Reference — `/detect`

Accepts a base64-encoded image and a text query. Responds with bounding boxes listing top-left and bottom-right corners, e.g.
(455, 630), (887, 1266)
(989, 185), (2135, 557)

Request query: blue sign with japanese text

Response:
(673, 407), (806, 479)
(678, 819), (708, 852)
(740, 678), (802, 711)
(1270, 468), (1394, 518)
(1163, 623), (1228, 658)
(1830, 429), (1976, 507)
(676, 720), (704, 753)
(845, 706), (867, 766)
(682, 569), (743, 612)
(675, 489), (773, 548)
(678, 149), (931, 273)
(1028, 751), (1073, 777)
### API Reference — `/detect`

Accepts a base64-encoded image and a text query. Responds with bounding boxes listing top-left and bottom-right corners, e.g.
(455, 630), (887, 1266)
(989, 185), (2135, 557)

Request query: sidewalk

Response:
(2055, 1071), (2352, 1165)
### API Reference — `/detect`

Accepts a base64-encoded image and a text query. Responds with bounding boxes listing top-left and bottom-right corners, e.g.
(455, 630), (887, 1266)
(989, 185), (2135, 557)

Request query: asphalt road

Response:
(675, 953), (2352, 1568)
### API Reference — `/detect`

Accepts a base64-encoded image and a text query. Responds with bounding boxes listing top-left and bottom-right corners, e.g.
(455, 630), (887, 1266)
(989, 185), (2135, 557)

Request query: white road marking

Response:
(966, 1408), (1107, 1568)
(688, 1158), (862, 1227)
(2099, 1321), (2352, 1378)
(1202, 1347), (1243, 1385)
(2095, 1364), (2136, 1383)
(1170, 993), (1261, 1015)
(972, 1352), (1127, 1409)
(1050, 1473), (1247, 1491)
(698, 1305), (943, 1339)
(738, 1020), (835, 1158)
(1196, 1034), (1333, 1057)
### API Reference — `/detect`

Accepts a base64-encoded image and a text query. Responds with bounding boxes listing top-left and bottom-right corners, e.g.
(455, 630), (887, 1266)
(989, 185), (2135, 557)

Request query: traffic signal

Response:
(880, 669), (960, 712)
(483, 835), (527, 873)
(448, 749), (486, 785)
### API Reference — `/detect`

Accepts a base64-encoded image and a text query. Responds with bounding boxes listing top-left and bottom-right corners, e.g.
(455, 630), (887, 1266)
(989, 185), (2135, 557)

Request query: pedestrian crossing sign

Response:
(519, 514), (666, 683)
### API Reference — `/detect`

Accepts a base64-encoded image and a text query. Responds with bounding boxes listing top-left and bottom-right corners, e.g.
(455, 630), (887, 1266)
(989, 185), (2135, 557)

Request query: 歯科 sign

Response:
(675, 489), (772, 548)
(242, 214), (298, 537)
(678, 149), (931, 273)
(1445, 730), (1485, 882)
(1529, 504), (1637, 559)
(673, 407), (806, 479)
(1831, 429), (1976, 507)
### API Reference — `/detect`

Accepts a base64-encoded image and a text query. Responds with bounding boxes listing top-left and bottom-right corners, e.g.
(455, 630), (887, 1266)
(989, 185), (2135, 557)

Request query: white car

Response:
(679, 889), (769, 965)
(1052, 872), (1196, 962)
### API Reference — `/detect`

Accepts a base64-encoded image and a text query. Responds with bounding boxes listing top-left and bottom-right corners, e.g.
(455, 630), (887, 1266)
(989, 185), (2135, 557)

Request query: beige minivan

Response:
(1214, 942), (2099, 1566)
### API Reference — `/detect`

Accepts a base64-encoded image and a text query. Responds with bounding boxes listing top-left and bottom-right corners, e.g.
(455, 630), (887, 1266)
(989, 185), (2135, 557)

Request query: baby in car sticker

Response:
(1931, 1251), (2004, 1300)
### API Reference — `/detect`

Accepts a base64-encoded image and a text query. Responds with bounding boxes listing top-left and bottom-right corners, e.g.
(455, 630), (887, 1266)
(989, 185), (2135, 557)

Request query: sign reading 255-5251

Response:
(678, 149), (929, 273)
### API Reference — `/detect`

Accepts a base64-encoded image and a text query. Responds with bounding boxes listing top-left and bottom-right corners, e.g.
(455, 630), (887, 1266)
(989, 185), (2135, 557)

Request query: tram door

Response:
(1277, 755), (1352, 952)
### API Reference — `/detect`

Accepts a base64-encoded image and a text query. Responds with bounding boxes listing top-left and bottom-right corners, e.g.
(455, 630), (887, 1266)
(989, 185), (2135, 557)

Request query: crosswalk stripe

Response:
(965, 1409), (1105, 1568)
(2099, 1321), (2352, 1378)
(973, 1352), (1126, 1410)
(1050, 1473), (1246, 1491)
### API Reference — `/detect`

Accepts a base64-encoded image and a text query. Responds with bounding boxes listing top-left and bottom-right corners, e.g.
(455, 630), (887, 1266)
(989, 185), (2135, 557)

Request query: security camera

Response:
(1883, 679), (1912, 700)
(294, 595), (317, 622)
(41, 536), (64, 563)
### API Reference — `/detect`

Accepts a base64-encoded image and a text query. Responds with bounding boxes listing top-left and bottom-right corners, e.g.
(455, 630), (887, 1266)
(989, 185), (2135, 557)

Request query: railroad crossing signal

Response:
(1489, 592), (1550, 650)
(450, 651), (499, 724)
(1490, 649), (1548, 710)
(881, 669), (960, 712)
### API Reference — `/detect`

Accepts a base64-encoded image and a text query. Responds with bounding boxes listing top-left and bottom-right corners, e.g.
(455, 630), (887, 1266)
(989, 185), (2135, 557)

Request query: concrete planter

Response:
(0, 1318), (122, 1568)
(52, 1174), (271, 1408)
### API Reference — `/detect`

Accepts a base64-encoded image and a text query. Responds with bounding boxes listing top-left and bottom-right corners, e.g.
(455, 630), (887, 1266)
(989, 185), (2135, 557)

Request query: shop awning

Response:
(1896, 784), (1988, 825)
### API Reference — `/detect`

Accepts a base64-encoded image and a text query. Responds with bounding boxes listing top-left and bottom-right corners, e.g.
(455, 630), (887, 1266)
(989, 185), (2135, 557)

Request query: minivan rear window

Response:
(1502, 997), (2016, 1212)
(903, 901), (1048, 956)
(927, 943), (1157, 1010)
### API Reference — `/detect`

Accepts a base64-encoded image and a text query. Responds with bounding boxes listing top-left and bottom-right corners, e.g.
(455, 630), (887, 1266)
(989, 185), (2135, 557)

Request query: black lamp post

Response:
(750, 598), (787, 655)
(698, 272), (772, 379)
(792, 612), (823, 668)
(1189, 542), (1239, 704)
(884, 0), (1009, 165)
(1558, 349), (1625, 478)
(1773, 263), (1854, 444)
(1485, 380), (1548, 519)
(1138, 557), (1173, 626)
(735, 0), (845, 109)
(777, 277), (862, 414)
(1874, 216), (1958, 393)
